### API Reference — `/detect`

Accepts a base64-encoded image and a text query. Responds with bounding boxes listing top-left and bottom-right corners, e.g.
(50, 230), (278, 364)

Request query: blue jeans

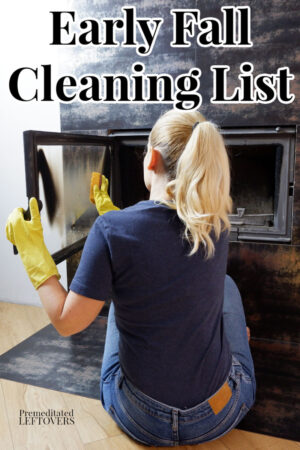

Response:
(100, 275), (256, 446)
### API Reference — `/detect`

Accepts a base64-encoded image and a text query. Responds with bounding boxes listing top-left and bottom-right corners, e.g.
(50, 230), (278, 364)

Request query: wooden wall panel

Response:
(228, 242), (300, 342)
(228, 241), (300, 440)
(292, 126), (300, 244)
(239, 368), (300, 440)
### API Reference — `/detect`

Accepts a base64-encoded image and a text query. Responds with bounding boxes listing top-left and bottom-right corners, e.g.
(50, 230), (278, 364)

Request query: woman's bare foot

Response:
(246, 327), (250, 342)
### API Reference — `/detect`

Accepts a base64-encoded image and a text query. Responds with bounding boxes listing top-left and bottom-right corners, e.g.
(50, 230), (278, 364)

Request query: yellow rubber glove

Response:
(5, 198), (60, 289)
(93, 174), (120, 215)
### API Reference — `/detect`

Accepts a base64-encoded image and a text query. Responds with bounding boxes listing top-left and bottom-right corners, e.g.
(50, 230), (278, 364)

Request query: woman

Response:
(6, 109), (256, 446)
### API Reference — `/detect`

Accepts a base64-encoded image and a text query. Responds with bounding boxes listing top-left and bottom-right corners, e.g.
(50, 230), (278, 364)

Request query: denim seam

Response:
(242, 376), (252, 384)
(108, 405), (152, 446)
(179, 407), (219, 424)
(179, 409), (213, 423)
(124, 377), (176, 412)
(172, 409), (179, 444)
(101, 367), (119, 385)
(206, 403), (250, 442)
(122, 379), (172, 423)
(114, 376), (174, 445)
(179, 402), (249, 445)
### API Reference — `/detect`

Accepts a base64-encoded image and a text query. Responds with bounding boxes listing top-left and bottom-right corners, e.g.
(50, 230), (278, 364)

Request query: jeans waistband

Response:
(119, 355), (236, 419)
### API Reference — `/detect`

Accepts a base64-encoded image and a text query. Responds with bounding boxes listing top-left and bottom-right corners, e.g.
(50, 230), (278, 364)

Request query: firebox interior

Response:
(228, 144), (283, 227)
(117, 144), (149, 208)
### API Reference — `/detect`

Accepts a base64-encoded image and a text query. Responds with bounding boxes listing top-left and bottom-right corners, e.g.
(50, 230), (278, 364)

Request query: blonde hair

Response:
(149, 109), (232, 258)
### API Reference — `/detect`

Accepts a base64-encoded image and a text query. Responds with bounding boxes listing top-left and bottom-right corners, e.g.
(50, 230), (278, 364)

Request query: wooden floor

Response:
(0, 302), (299, 450)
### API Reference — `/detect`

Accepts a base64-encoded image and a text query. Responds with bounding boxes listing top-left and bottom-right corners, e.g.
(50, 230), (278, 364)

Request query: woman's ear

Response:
(147, 149), (160, 171)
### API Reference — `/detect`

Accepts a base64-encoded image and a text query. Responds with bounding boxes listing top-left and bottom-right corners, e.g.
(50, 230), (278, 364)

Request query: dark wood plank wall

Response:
(59, 0), (300, 441)
(227, 243), (300, 439)
(292, 126), (300, 244)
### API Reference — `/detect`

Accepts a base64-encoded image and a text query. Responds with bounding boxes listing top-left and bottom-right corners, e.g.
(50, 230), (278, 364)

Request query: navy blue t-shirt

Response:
(70, 200), (232, 409)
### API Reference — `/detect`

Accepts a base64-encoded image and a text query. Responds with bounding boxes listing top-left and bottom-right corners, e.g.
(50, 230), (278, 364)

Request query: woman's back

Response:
(71, 199), (232, 408)
(6, 107), (256, 445)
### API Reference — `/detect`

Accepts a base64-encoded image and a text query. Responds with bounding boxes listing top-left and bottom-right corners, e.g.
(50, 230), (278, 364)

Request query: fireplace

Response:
(22, 125), (295, 268)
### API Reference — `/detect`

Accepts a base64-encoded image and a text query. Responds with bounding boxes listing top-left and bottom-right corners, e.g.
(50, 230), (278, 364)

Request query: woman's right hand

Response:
(93, 175), (120, 216)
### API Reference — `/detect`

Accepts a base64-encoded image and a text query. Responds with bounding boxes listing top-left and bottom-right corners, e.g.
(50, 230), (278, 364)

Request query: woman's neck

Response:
(149, 174), (170, 202)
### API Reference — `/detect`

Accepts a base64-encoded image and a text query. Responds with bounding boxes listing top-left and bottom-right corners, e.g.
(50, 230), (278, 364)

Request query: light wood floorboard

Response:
(0, 301), (299, 449)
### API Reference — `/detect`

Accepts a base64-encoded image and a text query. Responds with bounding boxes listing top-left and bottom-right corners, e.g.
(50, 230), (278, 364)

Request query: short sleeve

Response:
(69, 217), (113, 301)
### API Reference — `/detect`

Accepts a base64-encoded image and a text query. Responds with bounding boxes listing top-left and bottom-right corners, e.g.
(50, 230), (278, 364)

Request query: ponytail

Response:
(149, 110), (232, 258)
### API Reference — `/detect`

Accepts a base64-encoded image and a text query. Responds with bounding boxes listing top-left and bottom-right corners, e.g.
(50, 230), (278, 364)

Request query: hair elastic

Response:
(192, 121), (200, 131)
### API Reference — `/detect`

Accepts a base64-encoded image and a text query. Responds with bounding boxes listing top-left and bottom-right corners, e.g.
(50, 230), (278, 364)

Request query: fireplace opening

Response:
(110, 126), (295, 243)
